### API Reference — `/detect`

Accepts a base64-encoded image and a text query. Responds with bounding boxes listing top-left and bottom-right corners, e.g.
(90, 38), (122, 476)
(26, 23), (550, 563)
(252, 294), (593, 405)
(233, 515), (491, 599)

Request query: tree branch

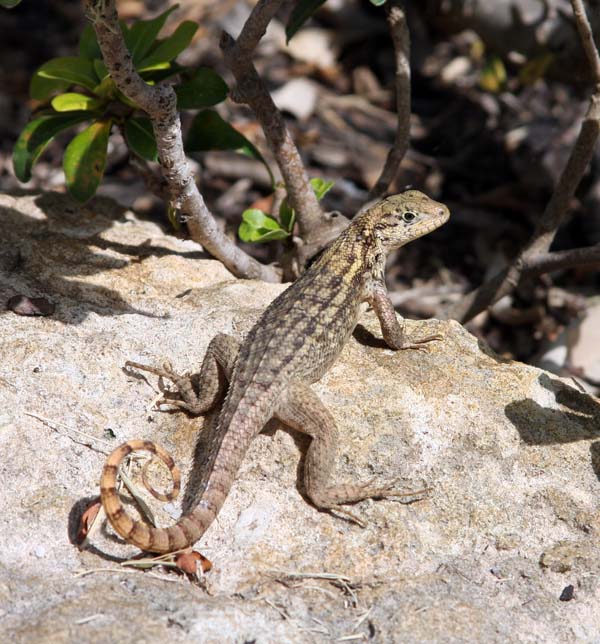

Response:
(445, 0), (600, 322)
(83, 0), (280, 283)
(523, 244), (600, 276)
(571, 0), (600, 84)
(369, 1), (411, 199)
(219, 0), (347, 263)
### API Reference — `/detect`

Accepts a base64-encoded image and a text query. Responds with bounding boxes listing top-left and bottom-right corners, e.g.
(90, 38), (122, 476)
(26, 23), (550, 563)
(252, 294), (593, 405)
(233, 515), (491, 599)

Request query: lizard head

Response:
(372, 190), (450, 251)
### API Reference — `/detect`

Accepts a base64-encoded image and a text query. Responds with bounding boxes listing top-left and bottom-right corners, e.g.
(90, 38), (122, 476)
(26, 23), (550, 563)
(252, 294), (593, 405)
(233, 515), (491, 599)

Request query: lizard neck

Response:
(315, 213), (387, 292)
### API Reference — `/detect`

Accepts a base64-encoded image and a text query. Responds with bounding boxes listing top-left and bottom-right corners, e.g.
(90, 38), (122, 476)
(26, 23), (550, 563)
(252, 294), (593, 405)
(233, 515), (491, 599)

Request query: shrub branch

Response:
(84, 0), (280, 282)
(445, 0), (600, 322)
(220, 0), (348, 263)
(370, 1), (411, 199)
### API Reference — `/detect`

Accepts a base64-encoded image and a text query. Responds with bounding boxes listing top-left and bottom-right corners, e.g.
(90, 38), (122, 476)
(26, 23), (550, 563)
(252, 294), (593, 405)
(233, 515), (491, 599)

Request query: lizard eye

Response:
(402, 211), (417, 222)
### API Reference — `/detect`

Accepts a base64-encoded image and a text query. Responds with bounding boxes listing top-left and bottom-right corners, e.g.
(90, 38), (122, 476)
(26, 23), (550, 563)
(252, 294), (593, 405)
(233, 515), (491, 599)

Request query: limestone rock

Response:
(2, 192), (600, 643)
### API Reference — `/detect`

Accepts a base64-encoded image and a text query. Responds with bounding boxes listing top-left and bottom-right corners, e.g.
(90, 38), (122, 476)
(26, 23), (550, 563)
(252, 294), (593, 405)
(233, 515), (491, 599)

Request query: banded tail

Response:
(100, 440), (209, 553)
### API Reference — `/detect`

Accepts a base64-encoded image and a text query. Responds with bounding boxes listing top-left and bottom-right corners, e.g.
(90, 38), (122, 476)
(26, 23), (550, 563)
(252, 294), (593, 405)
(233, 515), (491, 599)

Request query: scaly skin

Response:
(100, 190), (450, 553)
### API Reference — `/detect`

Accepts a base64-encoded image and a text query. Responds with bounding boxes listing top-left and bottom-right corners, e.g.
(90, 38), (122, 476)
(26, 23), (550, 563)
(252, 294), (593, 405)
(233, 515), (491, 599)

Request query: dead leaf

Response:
(7, 294), (55, 316)
(76, 498), (102, 544)
(250, 194), (274, 214)
(175, 550), (212, 575)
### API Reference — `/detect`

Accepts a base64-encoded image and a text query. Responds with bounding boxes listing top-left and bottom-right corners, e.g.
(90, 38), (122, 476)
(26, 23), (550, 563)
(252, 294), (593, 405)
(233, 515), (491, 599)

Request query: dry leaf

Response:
(76, 498), (102, 544)
(175, 550), (212, 575)
(249, 194), (274, 213)
(7, 294), (55, 316)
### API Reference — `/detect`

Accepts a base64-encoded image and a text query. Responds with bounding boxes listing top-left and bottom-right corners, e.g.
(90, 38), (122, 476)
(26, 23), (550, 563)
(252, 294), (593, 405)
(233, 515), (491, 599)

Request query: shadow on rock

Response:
(67, 495), (126, 563)
(1, 191), (209, 324)
(505, 372), (600, 445)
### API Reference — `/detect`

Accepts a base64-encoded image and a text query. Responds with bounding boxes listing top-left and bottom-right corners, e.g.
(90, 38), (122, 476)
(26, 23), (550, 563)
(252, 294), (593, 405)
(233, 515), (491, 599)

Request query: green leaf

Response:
(167, 203), (179, 230)
(186, 109), (273, 183)
(277, 177), (333, 233)
(36, 57), (99, 92)
(239, 223), (290, 242)
(51, 92), (102, 113)
(279, 199), (295, 233)
(78, 23), (101, 60)
(241, 209), (282, 230)
(29, 73), (70, 101)
(141, 61), (185, 84)
(12, 112), (91, 182)
(238, 209), (290, 243)
(0, 0), (23, 7)
(479, 55), (507, 93)
(93, 59), (108, 82)
(124, 117), (157, 161)
(63, 120), (112, 202)
(93, 76), (118, 101)
(369, 0), (387, 5)
(310, 177), (334, 200)
(286, 0), (326, 42)
(138, 21), (198, 70)
(175, 68), (228, 109)
(125, 5), (178, 64)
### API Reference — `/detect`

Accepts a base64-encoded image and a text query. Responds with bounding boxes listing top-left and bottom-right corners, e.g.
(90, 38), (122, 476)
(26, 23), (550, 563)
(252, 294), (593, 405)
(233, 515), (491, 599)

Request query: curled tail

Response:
(100, 440), (207, 553)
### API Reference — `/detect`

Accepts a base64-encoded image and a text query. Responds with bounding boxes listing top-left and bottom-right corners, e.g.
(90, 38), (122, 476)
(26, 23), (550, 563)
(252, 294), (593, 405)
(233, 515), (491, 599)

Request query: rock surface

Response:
(1, 192), (600, 643)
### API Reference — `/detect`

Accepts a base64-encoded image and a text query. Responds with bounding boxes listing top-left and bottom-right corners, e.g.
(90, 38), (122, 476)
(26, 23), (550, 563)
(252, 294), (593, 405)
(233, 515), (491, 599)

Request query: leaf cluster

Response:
(239, 177), (334, 243)
(11, 5), (259, 202)
(9, 1), (342, 247)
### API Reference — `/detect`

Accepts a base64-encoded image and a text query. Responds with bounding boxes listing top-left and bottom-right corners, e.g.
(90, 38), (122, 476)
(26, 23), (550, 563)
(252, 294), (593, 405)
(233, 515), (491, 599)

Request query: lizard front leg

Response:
(275, 381), (428, 526)
(126, 333), (240, 414)
(369, 281), (442, 350)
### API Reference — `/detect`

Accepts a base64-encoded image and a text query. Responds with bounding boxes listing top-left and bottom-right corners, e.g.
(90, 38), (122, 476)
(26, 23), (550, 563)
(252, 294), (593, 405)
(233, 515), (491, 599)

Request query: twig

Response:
(337, 634), (368, 642)
(523, 244), (600, 275)
(445, 0), (600, 322)
(74, 567), (181, 582)
(266, 569), (353, 582)
(25, 411), (111, 454)
(353, 607), (373, 630)
(571, 0), (600, 84)
(83, 1), (280, 282)
(369, 1), (411, 198)
(220, 0), (345, 261)
(74, 614), (104, 625)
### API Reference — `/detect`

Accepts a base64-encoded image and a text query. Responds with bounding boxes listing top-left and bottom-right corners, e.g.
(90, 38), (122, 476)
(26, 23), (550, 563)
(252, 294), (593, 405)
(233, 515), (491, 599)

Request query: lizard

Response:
(100, 190), (450, 554)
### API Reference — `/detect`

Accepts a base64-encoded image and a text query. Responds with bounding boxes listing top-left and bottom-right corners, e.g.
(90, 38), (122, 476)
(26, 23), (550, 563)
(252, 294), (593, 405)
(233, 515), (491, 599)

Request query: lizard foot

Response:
(397, 334), (443, 351)
(318, 479), (431, 528)
(125, 360), (205, 413)
(350, 476), (431, 502)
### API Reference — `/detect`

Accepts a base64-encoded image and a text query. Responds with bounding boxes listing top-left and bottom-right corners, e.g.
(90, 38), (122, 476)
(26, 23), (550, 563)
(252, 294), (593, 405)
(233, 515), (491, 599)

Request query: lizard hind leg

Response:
(125, 333), (240, 415)
(275, 383), (429, 527)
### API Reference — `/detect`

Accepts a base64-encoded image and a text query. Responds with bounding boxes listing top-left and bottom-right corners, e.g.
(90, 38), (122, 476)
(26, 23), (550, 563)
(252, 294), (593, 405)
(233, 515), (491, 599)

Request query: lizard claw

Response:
(330, 506), (368, 528)
(399, 334), (443, 351)
(125, 360), (202, 412)
(357, 476), (431, 501)
(380, 481), (432, 502)
(125, 360), (178, 381)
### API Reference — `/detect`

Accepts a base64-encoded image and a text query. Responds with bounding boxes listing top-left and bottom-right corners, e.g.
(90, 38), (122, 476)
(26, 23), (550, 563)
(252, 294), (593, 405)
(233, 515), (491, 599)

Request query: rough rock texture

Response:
(1, 192), (600, 643)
